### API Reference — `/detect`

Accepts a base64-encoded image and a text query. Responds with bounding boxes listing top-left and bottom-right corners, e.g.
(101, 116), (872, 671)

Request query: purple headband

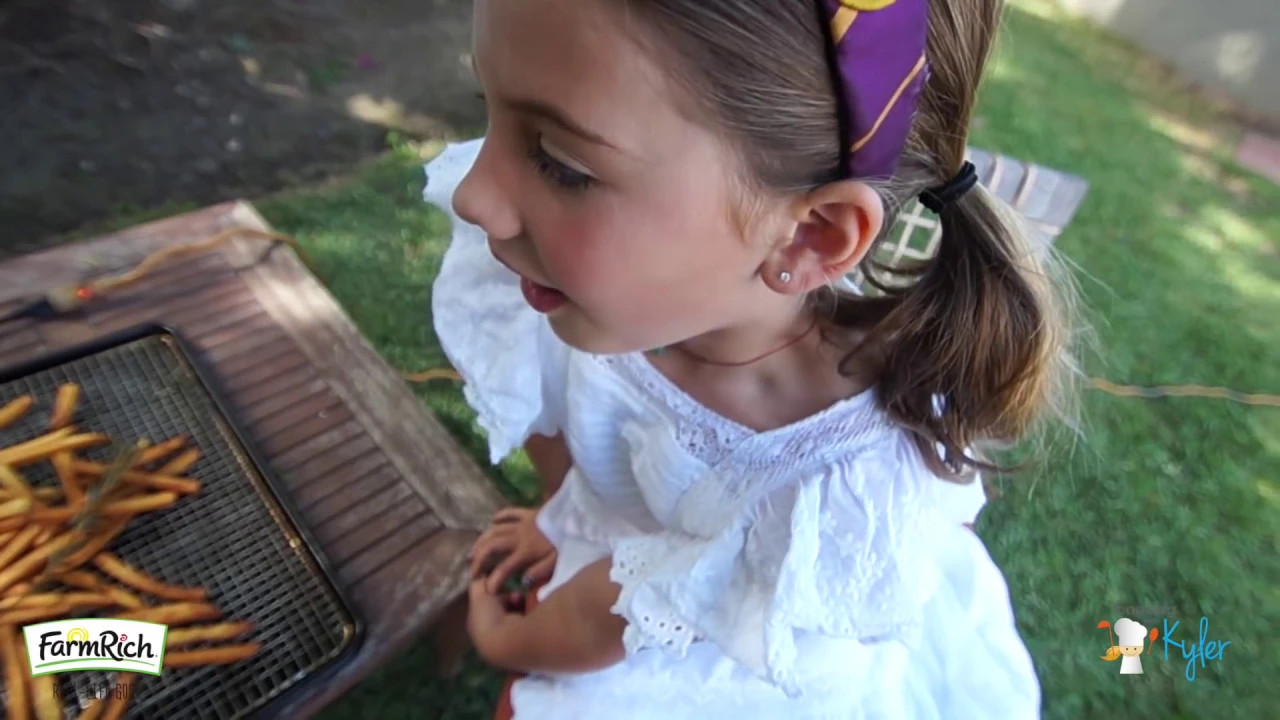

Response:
(820, 0), (930, 179)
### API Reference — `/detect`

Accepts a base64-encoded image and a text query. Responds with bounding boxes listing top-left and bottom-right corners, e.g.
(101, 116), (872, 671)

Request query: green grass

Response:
(249, 2), (1279, 717)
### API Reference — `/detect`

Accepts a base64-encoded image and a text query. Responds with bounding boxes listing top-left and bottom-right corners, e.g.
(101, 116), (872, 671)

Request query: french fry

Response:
(49, 383), (81, 431)
(157, 448), (201, 476)
(51, 450), (83, 506)
(3, 583), (30, 598)
(0, 431), (108, 468)
(0, 530), (13, 546)
(58, 571), (146, 610)
(0, 603), (72, 625)
(57, 570), (102, 591)
(0, 624), (29, 720)
(0, 488), (62, 504)
(100, 673), (135, 720)
(33, 487), (61, 504)
(161, 643), (261, 667)
(0, 592), (108, 611)
(0, 594), (112, 624)
(71, 461), (201, 495)
(32, 671), (60, 720)
(114, 602), (219, 626)
(0, 395), (34, 429)
(132, 436), (187, 467)
(77, 698), (106, 720)
(27, 644), (59, 720)
(0, 526), (42, 574)
(101, 584), (146, 610)
(0, 464), (32, 501)
(0, 496), (29, 519)
(30, 492), (179, 523)
(57, 518), (129, 572)
(94, 553), (208, 602)
(0, 530), (80, 592)
(165, 621), (255, 648)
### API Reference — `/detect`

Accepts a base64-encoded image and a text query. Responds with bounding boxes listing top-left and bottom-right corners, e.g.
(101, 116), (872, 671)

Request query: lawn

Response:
(245, 1), (1280, 717)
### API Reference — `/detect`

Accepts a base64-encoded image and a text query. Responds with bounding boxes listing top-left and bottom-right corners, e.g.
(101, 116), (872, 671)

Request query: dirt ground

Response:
(0, 0), (485, 255)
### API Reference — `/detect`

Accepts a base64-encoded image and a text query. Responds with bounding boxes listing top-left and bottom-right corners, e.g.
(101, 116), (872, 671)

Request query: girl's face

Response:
(453, 0), (794, 354)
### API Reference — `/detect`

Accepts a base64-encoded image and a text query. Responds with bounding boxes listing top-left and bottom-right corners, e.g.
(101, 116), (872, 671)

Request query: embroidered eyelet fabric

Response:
(426, 140), (1042, 719)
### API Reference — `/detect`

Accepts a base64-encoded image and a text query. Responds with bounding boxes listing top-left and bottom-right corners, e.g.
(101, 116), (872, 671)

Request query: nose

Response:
(451, 143), (522, 242)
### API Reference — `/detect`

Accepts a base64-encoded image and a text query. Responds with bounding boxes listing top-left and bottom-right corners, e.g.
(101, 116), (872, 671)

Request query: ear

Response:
(764, 180), (884, 294)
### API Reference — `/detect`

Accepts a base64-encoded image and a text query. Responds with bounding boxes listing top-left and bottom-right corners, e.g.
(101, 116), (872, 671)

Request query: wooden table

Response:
(0, 201), (506, 717)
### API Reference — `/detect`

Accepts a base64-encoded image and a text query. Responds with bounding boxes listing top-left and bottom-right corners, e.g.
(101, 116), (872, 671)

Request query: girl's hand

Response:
(467, 577), (520, 666)
(469, 507), (557, 594)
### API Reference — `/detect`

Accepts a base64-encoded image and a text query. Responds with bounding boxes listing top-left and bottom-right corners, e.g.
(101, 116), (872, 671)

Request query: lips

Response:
(490, 249), (568, 314)
(520, 277), (568, 313)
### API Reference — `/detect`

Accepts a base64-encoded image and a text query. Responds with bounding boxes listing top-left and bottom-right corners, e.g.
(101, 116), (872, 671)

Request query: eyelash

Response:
(472, 90), (595, 192)
(528, 145), (594, 192)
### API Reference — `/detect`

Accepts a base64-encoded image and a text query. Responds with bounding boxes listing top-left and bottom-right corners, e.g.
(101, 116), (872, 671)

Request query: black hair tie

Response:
(918, 161), (979, 214)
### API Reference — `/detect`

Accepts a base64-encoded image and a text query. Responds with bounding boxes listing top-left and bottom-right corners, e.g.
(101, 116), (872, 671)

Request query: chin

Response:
(546, 311), (644, 356)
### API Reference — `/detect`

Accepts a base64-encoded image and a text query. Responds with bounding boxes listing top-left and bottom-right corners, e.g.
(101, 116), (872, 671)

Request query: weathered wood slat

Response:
(216, 335), (300, 378)
(189, 311), (279, 352)
(221, 349), (312, 396)
(233, 375), (333, 426)
(0, 343), (45, 371)
(198, 325), (289, 366)
(303, 460), (400, 522)
(175, 294), (265, 338)
(0, 327), (40, 356)
(327, 492), (432, 565)
(340, 513), (445, 585)
(317, 480), (423, 546)
(281, 434), (381, 492)
(255, 399), (353, 457)
(274, 420), (368, 472)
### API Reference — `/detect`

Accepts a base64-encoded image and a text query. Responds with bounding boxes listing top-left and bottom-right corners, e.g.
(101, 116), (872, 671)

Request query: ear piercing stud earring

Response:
(779, 271), (792, 283)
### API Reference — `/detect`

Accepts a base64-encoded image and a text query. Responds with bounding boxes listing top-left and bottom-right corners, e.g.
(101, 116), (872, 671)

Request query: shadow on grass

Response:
(256, 2), (1278, 718)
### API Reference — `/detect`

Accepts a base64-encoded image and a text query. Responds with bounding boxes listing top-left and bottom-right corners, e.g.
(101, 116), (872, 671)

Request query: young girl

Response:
(426, 0), (1072, 717)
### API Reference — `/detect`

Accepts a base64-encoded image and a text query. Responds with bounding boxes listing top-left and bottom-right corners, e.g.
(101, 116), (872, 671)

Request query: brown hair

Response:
(620, 0), (1079, 478)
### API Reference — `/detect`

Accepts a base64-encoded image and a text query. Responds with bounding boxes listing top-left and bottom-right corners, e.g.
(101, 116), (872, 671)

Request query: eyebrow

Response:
(468, 54), (620, 152)
(506, 97), (619, 151)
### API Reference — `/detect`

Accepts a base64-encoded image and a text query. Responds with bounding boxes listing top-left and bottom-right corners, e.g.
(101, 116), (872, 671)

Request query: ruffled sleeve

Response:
(424, 139), (571, 465)
(608, 432), (950, 697)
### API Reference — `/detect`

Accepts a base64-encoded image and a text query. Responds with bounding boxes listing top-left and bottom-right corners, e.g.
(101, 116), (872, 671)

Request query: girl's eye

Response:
(528, 145), (594, 192)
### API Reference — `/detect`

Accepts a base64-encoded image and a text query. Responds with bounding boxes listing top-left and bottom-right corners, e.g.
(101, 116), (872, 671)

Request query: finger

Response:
(488, 549), (535, 594)
(527, 553), (557, 584)
(493, 507), (532, 524)
(469, 536), (517, 578)
(468, 577), (492, 608)
(471, 523), (517, 553)
(469, 531), (516, 575)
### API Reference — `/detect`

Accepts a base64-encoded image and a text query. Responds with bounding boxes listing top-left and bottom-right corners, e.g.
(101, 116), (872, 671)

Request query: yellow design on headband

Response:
(838, 0), (899, 10)
(851, 52), (927, 153)
(831, 8), (858, 43)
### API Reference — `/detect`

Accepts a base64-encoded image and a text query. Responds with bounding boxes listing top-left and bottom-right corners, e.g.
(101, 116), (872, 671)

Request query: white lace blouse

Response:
(425, 140), (1042, 719)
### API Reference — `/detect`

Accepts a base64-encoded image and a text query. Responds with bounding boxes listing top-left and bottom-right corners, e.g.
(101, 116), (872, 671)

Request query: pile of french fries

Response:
(0, 385), (261, 720)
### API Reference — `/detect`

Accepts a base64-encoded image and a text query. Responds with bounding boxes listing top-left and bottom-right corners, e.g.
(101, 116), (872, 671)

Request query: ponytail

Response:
(836, 0), (1077, 478)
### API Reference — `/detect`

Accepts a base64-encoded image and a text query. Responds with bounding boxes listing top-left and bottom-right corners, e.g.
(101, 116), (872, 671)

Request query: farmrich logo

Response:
(23, 619), (167, 675)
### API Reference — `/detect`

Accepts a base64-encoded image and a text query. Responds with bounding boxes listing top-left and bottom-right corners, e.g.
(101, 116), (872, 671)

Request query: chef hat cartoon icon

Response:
(1115, 617), (1147, 646)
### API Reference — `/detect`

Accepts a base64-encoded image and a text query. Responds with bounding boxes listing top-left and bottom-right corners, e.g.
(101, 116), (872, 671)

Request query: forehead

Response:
(473, 0), (684, 153)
